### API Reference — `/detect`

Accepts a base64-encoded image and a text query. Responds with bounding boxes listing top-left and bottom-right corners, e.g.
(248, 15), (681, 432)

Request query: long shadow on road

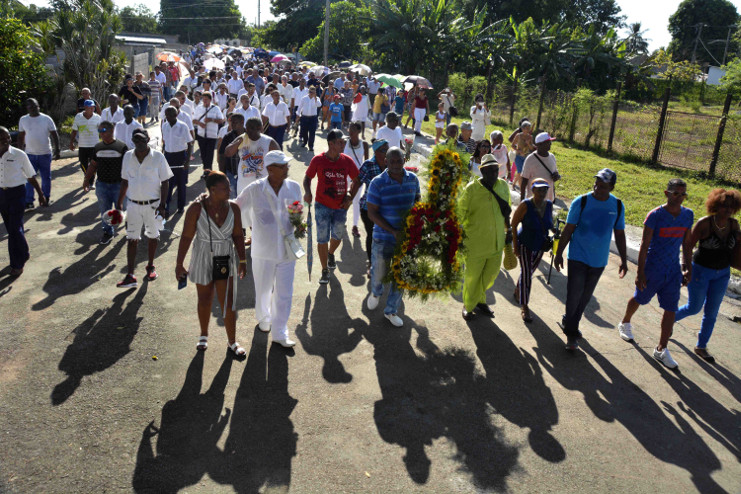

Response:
(132, 329), (298, 493)
(52, 283), (147, 405)
(361, 317), (521, 489)
(527, 316), (724, 493)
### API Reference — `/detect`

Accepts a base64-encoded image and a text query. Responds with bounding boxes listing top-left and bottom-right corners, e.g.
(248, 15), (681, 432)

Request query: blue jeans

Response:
(675, 262), (730, 348)
(95, 181), (121, 235)
(370, 238), (403, 315)
(228, 172), (237, 199)
(25, 153), (52, 203)
(314, 202), (347, 243)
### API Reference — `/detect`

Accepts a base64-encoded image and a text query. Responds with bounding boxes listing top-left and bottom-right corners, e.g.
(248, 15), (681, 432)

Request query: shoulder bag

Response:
(446, 95), (458, 117)
(202, 202), (231, 281)
(532, 152), (560, 182)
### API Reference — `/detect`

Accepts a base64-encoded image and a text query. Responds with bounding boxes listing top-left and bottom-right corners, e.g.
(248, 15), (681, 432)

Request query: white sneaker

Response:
(273, 338), (296, 348)
(367, 294), (380, 310)
(653, 347), (678, 369)
(258, 320), (271, 332)
(618, 322), (634, 341)
(384, 313), (403, 327)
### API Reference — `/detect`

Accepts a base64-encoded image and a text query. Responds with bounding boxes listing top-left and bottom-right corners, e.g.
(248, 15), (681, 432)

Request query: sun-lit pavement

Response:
(1, 124), (740, 493)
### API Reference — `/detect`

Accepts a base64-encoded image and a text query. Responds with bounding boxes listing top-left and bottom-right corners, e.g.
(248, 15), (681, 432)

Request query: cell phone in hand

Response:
(178, 275), (187, 290)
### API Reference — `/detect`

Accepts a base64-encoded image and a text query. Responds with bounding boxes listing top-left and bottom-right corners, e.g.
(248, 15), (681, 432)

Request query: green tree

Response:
(719, 57), (741, 95)
(1, 1), (55, 25)
(668, 0), (739, 64)
(624, 22), (649, 55)
(0, 17), (52, 126)
(266, 0), (326, 52)
(159, 0), (242, 43)
(300, 1), (372, 62)
(118, 4), (158, 33)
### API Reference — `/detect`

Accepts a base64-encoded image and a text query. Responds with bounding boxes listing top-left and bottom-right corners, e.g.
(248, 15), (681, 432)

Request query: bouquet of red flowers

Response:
(287, 201), (307, 238)
(103, 209), (124, 226)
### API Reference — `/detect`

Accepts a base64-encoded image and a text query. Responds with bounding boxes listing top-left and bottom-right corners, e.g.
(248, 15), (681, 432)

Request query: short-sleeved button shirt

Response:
(366, 169), (420, 244)
(643, 205), (694, 274)
(121, 149), (174, 201)
(0, 146), (36, 188)
(93, 139), (127, 183)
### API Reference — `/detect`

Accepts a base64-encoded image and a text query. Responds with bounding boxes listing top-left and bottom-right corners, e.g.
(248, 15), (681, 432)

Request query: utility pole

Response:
(257, 0), (260, 27)
(323, 0), (330, 67)
(722, 26), (733, 65)
(691, 23), (704, 64)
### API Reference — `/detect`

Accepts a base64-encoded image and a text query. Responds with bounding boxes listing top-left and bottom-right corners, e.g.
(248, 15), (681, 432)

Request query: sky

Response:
(18, 0), (741, 51)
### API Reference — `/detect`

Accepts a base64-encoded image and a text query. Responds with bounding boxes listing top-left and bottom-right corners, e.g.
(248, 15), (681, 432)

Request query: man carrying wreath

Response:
(459, 154), (511, 320)
(366, 147), (420, 327)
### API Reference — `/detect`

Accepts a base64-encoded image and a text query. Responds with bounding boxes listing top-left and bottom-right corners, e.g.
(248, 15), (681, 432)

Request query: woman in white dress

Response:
(351, 85), (370, 139)
(175, 171), (247, 357)
(469, 93), (491, 142)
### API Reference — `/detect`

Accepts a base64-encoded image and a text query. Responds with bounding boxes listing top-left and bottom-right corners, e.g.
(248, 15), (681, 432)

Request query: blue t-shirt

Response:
(566, 193), (626, 268)
(329, 103), (343, 122)
(394, 95), (405, 114)
(643, 205), (693, 274)
(366, 169), (420, 244)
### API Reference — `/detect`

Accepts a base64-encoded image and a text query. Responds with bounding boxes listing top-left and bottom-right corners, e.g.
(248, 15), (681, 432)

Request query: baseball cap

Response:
(83, 99), (95, 107)
(594, 168), (617, 185)
(531, 178), (550, 189)
(131, 128), (149, 140)
(460, 121), (473, 130)
(264, 150), (290, 167)
(479, 154), (499, 168)
(534, 132), (556, 144)
(372, 139), (388, 152)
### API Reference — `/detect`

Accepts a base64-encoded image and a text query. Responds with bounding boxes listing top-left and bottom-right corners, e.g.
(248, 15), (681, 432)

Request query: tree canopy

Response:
(299, 1), (372, 62)
(159, 0), (244, 43)
(668, 0), (739, 65)
(118, 4), (158, 33)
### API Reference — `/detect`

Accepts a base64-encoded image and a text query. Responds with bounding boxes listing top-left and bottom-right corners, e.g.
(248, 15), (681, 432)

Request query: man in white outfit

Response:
(235, 150), (301, 348)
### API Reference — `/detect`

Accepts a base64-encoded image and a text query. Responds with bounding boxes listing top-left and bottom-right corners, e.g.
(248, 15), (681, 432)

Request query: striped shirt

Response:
(366, 169), (420, 244)
(356, 158), (383, 210)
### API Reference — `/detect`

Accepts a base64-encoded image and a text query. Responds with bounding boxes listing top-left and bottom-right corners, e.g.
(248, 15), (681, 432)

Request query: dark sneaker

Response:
(117, 274), (137, 288)
(25, 202), (34, 210)
(100, 232), (113, 245)
(319, 268), (330, 284)
(145, 265), (158, 281)
(565, 338), (579, 351)
(327, 253), (336, 270)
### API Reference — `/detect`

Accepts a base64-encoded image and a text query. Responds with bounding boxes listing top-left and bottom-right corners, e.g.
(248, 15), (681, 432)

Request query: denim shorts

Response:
(515, 154), (525, 173)
(634, 269), (682, 312)
(314, 202), (347, 243)
(137, 99), (148, 117)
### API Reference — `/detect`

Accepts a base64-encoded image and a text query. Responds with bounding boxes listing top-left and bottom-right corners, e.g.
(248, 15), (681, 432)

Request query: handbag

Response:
(446, 96), (458, 117)
(203, 202), (231, 281)
(503, 243), (518, 270)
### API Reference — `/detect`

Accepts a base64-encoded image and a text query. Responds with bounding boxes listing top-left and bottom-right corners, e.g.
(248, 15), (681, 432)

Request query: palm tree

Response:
(624, 22), (649, 55)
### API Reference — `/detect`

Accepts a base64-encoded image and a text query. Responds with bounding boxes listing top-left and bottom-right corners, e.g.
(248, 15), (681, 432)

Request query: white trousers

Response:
(252, 258), (296, 340)
(414, 107), (426, 133)
(347, 178), (362, 227)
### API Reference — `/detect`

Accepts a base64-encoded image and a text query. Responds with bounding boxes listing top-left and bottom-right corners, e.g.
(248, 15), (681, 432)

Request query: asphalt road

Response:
(1, 124), (740, 493)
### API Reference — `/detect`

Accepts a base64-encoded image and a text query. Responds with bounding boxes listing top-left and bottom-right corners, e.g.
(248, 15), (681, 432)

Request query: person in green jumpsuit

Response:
(459, 154), (511, 320)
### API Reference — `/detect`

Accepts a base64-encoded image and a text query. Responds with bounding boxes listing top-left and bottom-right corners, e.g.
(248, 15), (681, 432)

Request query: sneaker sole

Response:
(653, 355), (678, 369)
(619, 333), (633, 342)
(117, 282), (137, 288)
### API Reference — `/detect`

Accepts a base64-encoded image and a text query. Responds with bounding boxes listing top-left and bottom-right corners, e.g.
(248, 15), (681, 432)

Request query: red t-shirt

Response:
(414, 95), (427, 109)
(306, 153), (359, 209)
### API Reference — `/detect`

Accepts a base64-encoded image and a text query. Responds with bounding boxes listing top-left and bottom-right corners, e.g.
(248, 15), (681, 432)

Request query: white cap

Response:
(264, 150), (291, 167)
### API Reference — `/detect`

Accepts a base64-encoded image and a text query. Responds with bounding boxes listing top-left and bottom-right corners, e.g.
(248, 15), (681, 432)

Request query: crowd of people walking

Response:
(2, 46), (740, 372)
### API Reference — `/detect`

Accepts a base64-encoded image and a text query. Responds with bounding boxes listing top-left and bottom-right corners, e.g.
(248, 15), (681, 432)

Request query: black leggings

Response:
(196, 136), (217, 170)
(360, 208), (374, 262)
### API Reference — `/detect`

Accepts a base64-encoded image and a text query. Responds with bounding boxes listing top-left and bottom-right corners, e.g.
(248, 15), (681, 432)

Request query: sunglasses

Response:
(669, 191), (688, 197)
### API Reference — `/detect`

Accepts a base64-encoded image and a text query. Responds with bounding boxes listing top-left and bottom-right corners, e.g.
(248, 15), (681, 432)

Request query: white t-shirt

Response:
(72, 113), (102, 148)
(101, 106), (124, 125)
(236, 134), (273, 194)
(521, 152), (558, 201)
(375, 125), (404, 149)
(18, 114), (56, 155)
(491, 143), (509, 179)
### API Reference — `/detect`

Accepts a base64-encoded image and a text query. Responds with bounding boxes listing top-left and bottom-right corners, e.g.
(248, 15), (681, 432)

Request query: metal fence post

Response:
(535, 81), (546, 131)
(709, 92), (733, 178)
(607, 82), (622, 153)
(651, 87), (671, 165)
